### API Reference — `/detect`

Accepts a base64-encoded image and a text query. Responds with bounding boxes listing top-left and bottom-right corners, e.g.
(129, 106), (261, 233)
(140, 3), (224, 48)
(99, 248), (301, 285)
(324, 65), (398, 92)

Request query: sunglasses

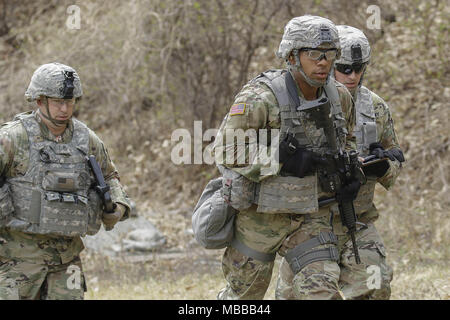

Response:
(300, 48), (338, 61)
(335, 63), (367, 75)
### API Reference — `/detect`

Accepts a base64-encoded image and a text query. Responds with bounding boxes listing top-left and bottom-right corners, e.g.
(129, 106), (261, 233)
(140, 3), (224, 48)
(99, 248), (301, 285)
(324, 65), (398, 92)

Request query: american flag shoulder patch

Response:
(229, 103), (246, 116)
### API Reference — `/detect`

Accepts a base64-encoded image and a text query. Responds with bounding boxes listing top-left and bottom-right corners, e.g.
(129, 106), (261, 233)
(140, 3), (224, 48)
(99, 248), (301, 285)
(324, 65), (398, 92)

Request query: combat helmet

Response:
(335, 25), (370, 65)
(25, 62), (82, 127)
(277, 15), (341, 87)
(25, 62), (82, 101)
(335, 25), (371, 86)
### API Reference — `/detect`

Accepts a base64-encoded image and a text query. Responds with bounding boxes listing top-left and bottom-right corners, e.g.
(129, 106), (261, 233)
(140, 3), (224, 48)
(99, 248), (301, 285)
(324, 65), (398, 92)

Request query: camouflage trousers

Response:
(217, 206), (320, 300)
(275, 219), (393, 300)
(217, 206), (393, 300)
(0, 256), (86, 300)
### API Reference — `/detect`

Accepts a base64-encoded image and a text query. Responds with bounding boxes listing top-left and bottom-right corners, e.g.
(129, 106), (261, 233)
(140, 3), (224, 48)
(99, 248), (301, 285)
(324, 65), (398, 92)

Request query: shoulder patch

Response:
(230, 103), (246, 116)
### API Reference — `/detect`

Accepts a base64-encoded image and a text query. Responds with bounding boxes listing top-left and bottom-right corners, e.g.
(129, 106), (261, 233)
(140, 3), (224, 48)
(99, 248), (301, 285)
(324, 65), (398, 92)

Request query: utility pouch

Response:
(361, 122), (377, 153)
(192, 178), (237, 249)
(86, 188), (103, 235)
(256, 175), (318, 214)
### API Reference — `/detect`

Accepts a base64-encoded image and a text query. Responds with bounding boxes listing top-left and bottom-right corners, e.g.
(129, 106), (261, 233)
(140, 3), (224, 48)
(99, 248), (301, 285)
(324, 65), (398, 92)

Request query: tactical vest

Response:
(246, 69), (347, 214)
(4, 114), (103, 237)
(352, 85), (378, 214)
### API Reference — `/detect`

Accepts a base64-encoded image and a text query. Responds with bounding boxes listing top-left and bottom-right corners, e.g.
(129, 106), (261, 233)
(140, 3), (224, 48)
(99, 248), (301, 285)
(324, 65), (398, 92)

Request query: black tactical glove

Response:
(363, 143), (405, 177)
(335, 180), (361, 202)
(369, 142), (405, 163)
(278, 133), (316, 178)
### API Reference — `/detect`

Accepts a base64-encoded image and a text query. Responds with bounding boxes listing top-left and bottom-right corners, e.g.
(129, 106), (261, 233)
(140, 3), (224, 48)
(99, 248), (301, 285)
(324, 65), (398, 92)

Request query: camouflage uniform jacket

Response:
(0, 111), (131, 265)
(214, 70), (355, 183)
(357, 88), (402, 189)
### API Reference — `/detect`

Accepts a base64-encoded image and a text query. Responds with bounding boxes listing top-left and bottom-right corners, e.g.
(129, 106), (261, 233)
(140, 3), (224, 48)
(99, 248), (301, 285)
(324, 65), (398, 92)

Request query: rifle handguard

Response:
(338, 200), (361, 264)
(87, 155), (116, 214)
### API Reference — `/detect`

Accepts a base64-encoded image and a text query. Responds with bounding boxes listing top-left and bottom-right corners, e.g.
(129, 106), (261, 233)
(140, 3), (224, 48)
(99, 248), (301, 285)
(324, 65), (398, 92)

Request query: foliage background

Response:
(0, 0), (448, 299)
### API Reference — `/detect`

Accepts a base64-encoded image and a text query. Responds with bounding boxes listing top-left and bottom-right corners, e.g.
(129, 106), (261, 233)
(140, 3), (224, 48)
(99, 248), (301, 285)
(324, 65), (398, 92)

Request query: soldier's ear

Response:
(36, 96), (47, 107)
(288, 54), (294, 65)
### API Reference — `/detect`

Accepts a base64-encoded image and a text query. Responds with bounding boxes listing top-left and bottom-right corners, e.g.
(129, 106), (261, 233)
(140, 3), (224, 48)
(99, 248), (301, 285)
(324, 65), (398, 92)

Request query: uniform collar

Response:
(33, 110), (74, 143)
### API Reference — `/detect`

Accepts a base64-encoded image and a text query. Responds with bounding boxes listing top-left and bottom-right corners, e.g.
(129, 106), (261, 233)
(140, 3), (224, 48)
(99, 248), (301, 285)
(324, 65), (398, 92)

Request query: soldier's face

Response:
(334, 68), (364, 94)
(297, 49), (334, 84)
(38, 97), (75, 122)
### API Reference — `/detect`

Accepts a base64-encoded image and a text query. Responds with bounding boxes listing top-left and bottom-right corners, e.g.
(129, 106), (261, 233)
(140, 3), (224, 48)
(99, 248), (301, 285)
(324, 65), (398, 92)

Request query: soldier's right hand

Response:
(336, 180), (361, 202)
(278, 134), (316, 178)
(102, 203), (126, 231)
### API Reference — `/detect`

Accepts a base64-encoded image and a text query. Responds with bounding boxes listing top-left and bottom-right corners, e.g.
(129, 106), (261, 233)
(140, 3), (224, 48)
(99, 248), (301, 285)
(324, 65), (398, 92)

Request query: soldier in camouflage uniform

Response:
(275, 26), (405, 300)
(213, 16), (366, 300)
(0, 62), (131, 300)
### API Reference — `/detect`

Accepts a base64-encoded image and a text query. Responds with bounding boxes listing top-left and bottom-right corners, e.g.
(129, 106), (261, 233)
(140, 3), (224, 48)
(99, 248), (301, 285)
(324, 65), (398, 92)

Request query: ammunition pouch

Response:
(360, 122), (377, 154)
(355, 86), (377, 155)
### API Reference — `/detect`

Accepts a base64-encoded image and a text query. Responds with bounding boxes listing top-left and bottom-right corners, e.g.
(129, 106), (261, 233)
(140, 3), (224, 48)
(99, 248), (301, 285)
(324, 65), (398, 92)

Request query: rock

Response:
(129, 200), (139, 217)
(122, 228), (166, 252)
(82, 216), (166, 256)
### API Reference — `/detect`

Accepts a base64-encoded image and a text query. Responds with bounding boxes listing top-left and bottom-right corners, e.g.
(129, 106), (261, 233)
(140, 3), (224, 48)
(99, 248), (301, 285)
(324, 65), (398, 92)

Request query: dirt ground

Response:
(81, 212), (449, 300)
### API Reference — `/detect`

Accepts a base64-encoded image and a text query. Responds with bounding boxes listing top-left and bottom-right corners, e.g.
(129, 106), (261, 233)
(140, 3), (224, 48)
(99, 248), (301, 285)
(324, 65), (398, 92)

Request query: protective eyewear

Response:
(335, 63), (367, 75)
(48, 97), (76, 107)
(301, 48), (338, 61)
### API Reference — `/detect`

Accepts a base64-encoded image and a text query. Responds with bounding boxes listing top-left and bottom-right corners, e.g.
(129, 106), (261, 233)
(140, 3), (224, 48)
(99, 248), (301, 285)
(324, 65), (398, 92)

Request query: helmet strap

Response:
(357, 64), (367, 88)
(39, 97), (69, 128)
(288, 49), (329, 88)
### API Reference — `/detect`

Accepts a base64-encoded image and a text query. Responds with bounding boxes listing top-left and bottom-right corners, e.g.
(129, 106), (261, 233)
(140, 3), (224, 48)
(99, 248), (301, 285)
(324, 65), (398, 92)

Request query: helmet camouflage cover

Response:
(25, 62), (83, 101)
(335, 25), (371, 65)
(277, 15), (341, 60)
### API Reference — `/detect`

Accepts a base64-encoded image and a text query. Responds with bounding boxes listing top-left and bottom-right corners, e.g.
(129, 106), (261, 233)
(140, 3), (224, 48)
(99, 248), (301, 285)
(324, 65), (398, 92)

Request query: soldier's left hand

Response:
(102, 203), (126, 231)
(369, 142), (405, 163)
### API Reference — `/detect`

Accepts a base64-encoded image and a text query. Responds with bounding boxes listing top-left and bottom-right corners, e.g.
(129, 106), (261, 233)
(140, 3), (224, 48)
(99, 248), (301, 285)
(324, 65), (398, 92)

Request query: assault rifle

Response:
(317, 154), (389, 209)
(86, 155), (116, 230)
(297, 97), (365, 264)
